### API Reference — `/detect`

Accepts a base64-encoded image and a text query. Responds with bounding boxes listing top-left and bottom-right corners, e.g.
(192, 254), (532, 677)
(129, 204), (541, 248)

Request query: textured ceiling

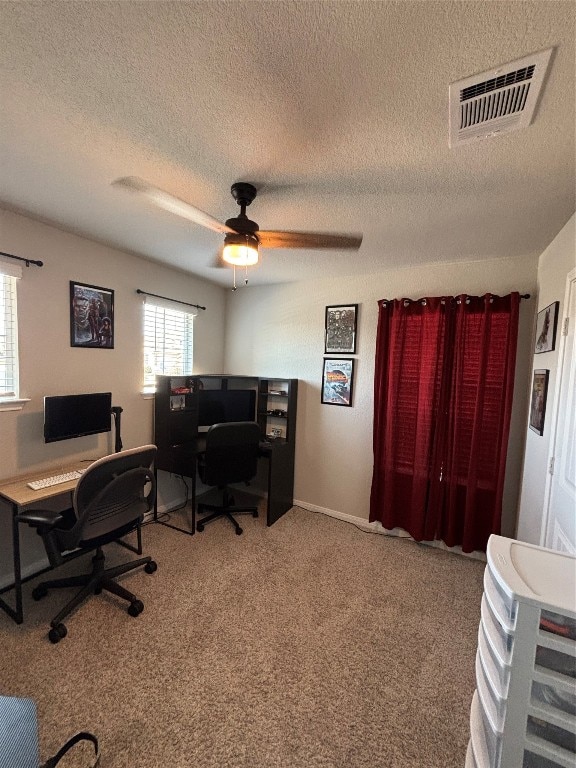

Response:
(0, 1), (574, 287)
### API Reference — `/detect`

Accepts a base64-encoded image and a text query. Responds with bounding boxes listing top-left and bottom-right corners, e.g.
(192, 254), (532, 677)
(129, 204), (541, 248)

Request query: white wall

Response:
(516, 213), (576, 544)
(2, 205), (566, 585)
(0, 208), (227, 580)
(224, 256), (538, 537)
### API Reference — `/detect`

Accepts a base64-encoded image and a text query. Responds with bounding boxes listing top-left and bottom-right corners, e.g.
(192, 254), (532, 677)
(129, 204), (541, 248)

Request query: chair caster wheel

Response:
(197, 523), (204, 533)
(235, 527), (243, 535)
(144, 560), (157, 574)
(128, 600), (144, 617)
(48, 624), (67, 644)
(32, 585), (48, 601)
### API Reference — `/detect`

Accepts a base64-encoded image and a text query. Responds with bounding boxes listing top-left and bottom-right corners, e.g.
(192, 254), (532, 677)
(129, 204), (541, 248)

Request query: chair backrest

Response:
(201, 422), (260, 488)
(56, 445), (157, 551)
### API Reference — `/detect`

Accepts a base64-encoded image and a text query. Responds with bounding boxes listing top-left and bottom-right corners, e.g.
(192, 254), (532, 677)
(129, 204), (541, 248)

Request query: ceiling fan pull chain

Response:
(232, 265), (237, 291)
(245, 263), (249, 286)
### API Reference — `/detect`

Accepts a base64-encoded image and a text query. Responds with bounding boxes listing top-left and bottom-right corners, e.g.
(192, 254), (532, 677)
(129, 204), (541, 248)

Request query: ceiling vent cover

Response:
(449, 48), (553, 147)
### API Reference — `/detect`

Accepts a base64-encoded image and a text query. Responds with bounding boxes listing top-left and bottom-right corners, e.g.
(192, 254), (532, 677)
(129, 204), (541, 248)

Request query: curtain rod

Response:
(0, 251), (43, 267)
(380, 293), (531, 306)
(136, 289), (206, 311)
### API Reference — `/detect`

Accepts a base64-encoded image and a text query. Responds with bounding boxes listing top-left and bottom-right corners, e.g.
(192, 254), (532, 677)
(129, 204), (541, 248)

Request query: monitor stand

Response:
(111, 406), (123, 453)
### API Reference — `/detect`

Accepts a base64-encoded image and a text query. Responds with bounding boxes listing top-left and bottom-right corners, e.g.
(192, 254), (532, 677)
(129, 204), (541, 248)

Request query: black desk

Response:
(0, 461), (85, 625)
(153, 375), (298, 534)
(258, 439), (296, 526)
(0, 462), (142, 625)
(153, 436), (294, 535)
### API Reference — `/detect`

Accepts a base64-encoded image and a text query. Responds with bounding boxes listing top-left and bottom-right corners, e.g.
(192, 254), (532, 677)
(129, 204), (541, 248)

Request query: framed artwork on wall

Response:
(529, 369), (549, 435)
(534, 301), (559, 353)
(321, 358), (354, 407)
(70, 282), (114, 348)
(324, 304), (358, 354)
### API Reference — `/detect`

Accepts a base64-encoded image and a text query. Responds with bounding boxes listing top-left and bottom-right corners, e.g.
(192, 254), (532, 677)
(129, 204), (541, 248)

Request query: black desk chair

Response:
(196, 421), (260, 536)
(17, 445), (158, 643)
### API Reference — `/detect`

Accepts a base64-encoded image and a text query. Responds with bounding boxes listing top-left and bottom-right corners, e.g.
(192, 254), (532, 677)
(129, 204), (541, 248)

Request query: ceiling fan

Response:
(113, 177), (362, 284)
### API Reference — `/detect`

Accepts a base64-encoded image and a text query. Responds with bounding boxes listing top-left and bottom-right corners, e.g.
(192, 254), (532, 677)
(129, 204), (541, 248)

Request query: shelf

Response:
(466, 739), (479, 768)
(476, 652), (505, 733)
(481, 594), (514, 664)
(528, 695), (576, 731)
(470, 536), (576, 768)
(537, 630), (576, 657)
(484, 567), (518, 627)
(479, 624), (511, 698)
(533, 665), (576, 697)
(470, 690), (496, 768)
(524, 730), (576, 768)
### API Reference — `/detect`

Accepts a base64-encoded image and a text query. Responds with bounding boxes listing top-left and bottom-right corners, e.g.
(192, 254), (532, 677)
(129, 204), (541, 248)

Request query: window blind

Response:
(0, 273), (19, 398)
(143, 298), (195, 390)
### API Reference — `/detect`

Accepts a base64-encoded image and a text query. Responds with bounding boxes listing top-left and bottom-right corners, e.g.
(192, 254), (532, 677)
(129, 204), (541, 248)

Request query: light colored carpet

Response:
(0, 505), (485, 767)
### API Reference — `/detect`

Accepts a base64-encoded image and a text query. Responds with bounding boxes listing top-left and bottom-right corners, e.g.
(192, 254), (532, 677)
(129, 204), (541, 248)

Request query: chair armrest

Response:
(16, 509), (65, 529)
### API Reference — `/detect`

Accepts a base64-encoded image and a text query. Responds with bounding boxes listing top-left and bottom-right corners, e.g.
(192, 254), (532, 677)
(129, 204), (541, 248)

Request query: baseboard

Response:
(294, 499), (486, 561)
(294, 499), (393, 534)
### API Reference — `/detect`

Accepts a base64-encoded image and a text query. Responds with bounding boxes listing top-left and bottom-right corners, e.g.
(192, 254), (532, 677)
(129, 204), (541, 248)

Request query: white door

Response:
(544, 270), (576, 553)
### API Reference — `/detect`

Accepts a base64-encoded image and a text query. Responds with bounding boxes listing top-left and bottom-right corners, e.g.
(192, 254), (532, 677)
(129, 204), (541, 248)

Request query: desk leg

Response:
(153, 471), (196, 536)
(191, 471), (196, 534)
(12, 507), (23, 623)
(0, 504), (24, 625)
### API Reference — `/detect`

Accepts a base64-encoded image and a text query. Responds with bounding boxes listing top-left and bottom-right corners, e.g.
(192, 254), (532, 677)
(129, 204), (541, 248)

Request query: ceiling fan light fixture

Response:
(222, 233), (259, 266)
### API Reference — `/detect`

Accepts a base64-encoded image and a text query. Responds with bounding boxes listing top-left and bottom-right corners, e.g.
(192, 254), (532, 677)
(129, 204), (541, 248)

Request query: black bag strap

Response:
(40, 731), (99, 768)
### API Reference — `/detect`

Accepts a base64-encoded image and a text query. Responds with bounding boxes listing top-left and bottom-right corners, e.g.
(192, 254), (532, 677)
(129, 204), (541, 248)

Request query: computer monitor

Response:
(44, 392), (112, 443)
(197, 389), (256, 430)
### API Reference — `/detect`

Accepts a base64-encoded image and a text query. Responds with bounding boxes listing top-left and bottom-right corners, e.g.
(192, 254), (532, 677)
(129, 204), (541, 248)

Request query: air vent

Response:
(449, 49), (553, 147)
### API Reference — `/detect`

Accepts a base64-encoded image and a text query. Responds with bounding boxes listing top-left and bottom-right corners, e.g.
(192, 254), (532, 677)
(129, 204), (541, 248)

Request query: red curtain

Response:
(369, 293), (520, 553)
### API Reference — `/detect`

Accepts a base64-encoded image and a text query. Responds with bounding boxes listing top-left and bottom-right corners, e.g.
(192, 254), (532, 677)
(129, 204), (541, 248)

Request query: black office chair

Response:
(17, 445), (158, 643)
(196, 421), (260, 536)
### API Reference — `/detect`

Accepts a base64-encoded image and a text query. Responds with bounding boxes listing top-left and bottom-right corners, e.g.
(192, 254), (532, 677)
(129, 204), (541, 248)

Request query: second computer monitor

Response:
(197, 389), (256, 430)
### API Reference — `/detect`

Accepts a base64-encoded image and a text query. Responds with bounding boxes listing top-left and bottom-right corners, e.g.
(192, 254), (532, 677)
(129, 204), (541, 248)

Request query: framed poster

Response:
(324, 304), (358, 354)
(534, 301), (559, 353)
(529, 369), (549, 435)
(321, 358), (354, 406)
(70, 282), (114, 348)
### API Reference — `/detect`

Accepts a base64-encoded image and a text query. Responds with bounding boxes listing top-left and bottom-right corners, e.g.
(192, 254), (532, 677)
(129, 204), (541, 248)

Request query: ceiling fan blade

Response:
(257, 231), (362, 250)
(113, 176), (236, 234)
(209, 247), (228, 268)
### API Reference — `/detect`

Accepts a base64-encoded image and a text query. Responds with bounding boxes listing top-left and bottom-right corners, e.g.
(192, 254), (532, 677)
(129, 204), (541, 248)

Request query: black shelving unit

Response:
(153, 374), (199, 534)
(257, 378), (297, 444)
(257, 378), (298, 525)
(153, 374), (299, 531)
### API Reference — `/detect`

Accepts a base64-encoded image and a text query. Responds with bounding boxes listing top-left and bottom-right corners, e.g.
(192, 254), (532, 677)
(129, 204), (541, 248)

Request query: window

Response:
(143, 299), (195, 392)
(0, 262), (21, 402)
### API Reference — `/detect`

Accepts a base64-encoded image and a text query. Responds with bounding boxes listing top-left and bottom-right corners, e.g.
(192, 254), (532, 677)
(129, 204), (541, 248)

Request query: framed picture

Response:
(529, 369), (549, 435)
(321, 358), (354, 406)
(70, 282), (114, 348)
(324, 304), (358, 354)
(534, 301), (559, 353)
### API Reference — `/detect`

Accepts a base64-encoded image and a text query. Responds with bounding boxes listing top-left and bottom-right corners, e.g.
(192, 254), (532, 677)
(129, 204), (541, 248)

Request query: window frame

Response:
(142, 298), (196, 394)
(0, 261), (29, 410)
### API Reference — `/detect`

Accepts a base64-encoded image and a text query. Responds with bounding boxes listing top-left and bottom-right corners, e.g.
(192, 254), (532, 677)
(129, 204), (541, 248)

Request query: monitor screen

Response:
(44, 392), (112, 443)
(197, 389), (256, 428)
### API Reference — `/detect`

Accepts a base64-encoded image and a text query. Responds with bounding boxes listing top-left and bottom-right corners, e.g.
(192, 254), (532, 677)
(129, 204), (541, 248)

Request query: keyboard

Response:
(27, 470), (84, 491)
